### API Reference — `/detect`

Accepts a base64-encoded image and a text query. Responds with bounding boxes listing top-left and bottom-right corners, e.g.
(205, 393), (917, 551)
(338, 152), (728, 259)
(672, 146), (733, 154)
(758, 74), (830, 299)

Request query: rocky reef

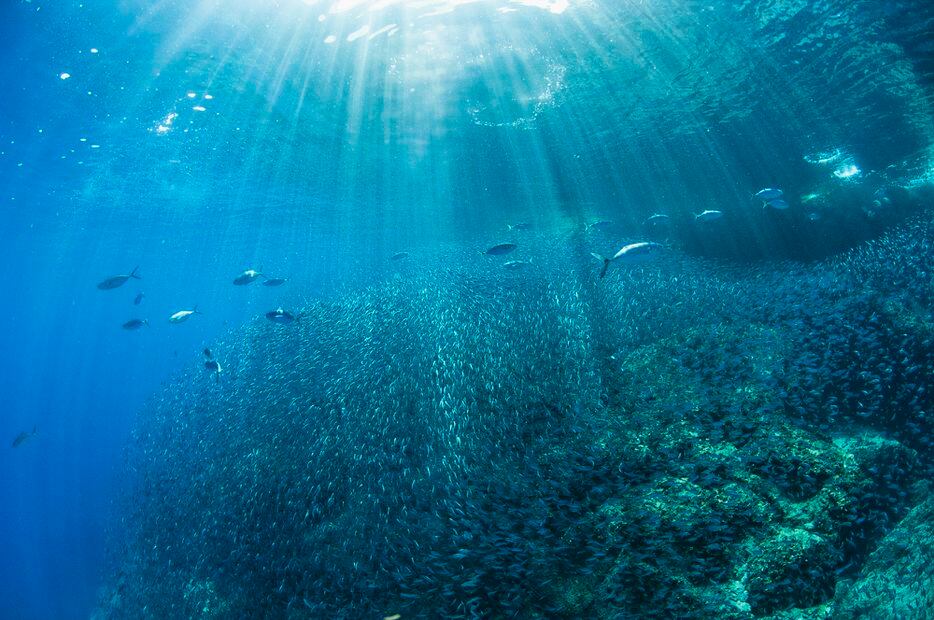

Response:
(96, 218), (933, 619)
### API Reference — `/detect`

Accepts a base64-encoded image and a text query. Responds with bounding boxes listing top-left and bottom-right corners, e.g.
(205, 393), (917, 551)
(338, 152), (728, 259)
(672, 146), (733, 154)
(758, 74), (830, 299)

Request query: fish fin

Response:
(591, 254), (610, 279)
(193, 305), (202, 314)
(131, 266), (141, 279)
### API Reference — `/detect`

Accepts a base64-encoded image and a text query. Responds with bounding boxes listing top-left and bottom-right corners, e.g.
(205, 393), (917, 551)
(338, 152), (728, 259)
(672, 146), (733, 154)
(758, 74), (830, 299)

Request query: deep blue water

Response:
(2, 0), (933, 617)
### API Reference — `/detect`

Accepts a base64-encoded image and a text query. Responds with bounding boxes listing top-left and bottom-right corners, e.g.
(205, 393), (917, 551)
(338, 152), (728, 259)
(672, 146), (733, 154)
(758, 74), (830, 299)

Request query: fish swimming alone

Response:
(507, 222), (531, 231)
(587, 220), (614, 231)
(122, 319), (148, 330)
(203, 348), (213, 358)
(694, 210), (723, 222)
(754, 188), (784, 201)
(391, 252), (409, 261)
(97, 266), (141, 290)
(763, 198), (790, 211)
(503, 260), (532, 270)
(592, 242), (663, 278)
(233, 269), (263, 285)
(169, 307), (201, 323)
(12, 426), (36, 448)
(262, 277), (288, 287)
(266, 308), (297, 324)
(133, 292), (145, 305)
(485, 243), (517, 256)
(644, 214), (671, 226)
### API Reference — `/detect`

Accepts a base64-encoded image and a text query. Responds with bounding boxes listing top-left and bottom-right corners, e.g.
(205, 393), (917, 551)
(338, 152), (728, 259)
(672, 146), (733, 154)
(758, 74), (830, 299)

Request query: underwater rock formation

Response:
(833, 497), (934, 619)
(97, 218), (933, 619)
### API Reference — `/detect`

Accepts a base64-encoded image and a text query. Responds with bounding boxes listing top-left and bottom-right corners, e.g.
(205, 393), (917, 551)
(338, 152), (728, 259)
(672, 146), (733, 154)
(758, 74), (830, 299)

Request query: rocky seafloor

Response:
(96, 217), (933, 619)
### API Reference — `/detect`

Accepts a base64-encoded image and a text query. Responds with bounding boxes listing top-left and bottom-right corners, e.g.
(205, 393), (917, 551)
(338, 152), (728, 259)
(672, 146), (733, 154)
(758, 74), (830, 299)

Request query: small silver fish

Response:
(694, 210), (723, 222)
(587, 220), (614, 231)
(754, 188), (783, 201)
(169, 307), (201, 323)
(644, 214), (670, 226)
(262, 277), (288, 287)
(503, 260), (532, 270)
(391, 252), (409, 261)
(592, 242), (663, 278)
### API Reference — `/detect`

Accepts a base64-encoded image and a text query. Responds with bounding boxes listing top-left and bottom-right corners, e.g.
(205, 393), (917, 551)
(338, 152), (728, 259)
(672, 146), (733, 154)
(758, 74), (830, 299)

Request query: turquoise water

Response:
(2, 1), (933, 618)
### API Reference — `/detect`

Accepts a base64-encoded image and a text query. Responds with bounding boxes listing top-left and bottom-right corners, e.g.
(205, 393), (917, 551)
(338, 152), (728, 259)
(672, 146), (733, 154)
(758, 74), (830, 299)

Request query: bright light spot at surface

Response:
(286, 0), (571, 22)
(90, 47), (99, 54)
(59, 72), (71, 80)
(513, 0), (568, 13)
(300, 0), (570, 14)
(125, 0), (579, 153)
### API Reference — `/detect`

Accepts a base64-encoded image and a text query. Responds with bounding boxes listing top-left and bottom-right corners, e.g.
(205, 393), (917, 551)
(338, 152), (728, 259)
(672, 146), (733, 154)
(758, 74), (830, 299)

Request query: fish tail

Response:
(591, 253), (610, 279)
(131, 266), (141, 279)
(194, 305), (201, 314)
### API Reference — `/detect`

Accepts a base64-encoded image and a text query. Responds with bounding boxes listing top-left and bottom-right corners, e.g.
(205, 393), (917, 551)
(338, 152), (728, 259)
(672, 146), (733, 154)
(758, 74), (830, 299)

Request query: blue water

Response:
(2, 0), (933, 617)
